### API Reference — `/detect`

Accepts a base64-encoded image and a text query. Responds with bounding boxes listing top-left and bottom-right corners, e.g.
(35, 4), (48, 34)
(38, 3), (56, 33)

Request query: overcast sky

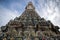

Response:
(0, 0), (60, 30)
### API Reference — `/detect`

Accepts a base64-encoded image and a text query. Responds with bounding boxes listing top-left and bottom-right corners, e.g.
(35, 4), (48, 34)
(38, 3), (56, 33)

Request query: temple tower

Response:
(0, 2), (60, 40)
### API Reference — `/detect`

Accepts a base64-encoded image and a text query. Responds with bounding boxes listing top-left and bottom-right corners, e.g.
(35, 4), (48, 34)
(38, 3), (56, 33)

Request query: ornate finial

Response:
(25, 2), (35, 10)
(28, 1), (32, 4)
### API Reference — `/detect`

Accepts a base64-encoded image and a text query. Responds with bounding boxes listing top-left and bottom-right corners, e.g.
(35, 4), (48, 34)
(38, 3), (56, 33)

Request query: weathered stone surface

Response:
(0, 2), (60, 40)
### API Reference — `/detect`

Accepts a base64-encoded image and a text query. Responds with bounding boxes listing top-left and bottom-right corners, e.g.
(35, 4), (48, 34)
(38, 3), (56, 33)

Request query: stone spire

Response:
(25, 2), (35, 10)
(12, 2), (41, 26)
